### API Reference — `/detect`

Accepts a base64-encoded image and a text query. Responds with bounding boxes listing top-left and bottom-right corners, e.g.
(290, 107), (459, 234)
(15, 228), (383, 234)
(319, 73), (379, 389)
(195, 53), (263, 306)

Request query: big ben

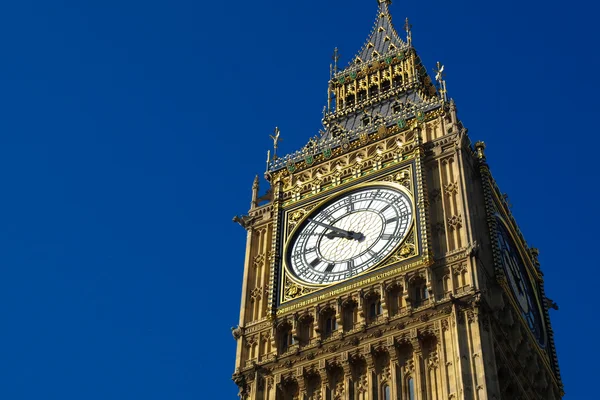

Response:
(231, 1), (563, 399)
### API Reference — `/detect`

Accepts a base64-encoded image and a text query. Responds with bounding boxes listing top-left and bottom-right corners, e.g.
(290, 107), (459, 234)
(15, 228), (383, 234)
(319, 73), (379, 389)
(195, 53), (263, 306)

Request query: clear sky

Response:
(0, 0), (596, 398)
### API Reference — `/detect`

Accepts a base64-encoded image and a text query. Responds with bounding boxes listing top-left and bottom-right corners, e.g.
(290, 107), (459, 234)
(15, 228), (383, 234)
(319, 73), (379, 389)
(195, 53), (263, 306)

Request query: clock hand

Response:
(324, 231), (351, 240)
(308, 218), (365, 242)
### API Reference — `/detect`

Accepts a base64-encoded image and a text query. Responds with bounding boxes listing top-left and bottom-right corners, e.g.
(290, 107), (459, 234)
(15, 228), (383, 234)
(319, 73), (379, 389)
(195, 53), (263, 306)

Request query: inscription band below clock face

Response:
(286, 185), (413, 285)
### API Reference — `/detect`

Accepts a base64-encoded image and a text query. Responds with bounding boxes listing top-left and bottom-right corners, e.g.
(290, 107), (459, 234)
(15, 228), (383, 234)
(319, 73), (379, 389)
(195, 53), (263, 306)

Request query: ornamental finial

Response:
(270, 127), (282, 159)
(332, 47), (340, 74)
(474, 141), (486, 161)
(265, 150), (271, 171)
(435, 61), (447, 102)
(404, 17), (412, 45)
(251, 175), (259, 209)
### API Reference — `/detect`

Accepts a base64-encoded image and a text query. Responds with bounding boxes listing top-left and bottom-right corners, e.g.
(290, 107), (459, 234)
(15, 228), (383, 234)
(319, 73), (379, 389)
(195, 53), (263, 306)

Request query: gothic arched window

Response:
(320, 308), (337, 340)
(366, 293), (382, 323)
(297, 316), (313, 346)
(383, 384), (391, 400)
(411, 277), (428, 307)
(407, 377), (415, 400)
(277, 323), (293, 354)
(342, 301), (357, 332)
(387, 285), (402, 316)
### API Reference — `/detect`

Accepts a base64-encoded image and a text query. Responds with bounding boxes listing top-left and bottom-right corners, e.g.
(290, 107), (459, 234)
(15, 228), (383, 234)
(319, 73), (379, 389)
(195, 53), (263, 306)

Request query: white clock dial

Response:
(286, 185), (413, 285)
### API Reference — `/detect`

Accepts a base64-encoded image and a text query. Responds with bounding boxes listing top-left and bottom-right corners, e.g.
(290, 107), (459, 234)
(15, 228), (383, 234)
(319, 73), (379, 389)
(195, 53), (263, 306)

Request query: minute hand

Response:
(308, 218), (364, 241)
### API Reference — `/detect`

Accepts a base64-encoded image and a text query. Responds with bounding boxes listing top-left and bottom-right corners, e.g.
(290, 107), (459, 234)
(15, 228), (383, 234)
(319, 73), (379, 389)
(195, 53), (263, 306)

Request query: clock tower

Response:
(232, 1), (563, 399)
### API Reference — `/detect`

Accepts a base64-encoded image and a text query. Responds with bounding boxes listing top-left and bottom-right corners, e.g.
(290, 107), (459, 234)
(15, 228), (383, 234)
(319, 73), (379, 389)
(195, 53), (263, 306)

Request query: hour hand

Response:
(324, 231), (350, 240)
(308, 218), (365, 242)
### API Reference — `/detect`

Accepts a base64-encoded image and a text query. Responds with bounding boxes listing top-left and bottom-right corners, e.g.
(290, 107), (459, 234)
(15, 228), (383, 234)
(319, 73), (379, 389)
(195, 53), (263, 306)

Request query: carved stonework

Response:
(388, 228), (416, 262)
(428, 351), (439, 369)
(356, 374), (368, 394)
(251, 286), (264, 301)
(447, 214), (463, 231)
(404, 358), (415, 373)
(254, 253), (265, 269)
(441, 319), (449, 332)
(382, 168), (412, 191)
(288, 209), (307, 230)
(283, 274), (318, 302)
(444, 181), (458, 196)
(467, 310), (478, 324)
(333, 381), (345, 400)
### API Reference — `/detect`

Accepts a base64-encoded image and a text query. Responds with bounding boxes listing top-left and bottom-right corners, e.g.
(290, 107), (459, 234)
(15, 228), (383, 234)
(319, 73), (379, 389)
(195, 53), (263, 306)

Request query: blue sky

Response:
(0, 0), (596, 398)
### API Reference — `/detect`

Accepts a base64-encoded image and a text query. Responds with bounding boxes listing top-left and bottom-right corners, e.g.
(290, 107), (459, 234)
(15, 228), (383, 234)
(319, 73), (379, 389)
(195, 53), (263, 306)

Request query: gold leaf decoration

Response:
(388, 229), (416, 263)
(283, 274), (317, 302)
(381, 168), (412, 191)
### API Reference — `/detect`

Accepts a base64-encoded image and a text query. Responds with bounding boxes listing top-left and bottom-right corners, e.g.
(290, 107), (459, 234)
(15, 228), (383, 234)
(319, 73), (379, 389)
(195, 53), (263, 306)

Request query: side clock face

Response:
(286, 185), (413, 285)
(496, 218), (546, 347)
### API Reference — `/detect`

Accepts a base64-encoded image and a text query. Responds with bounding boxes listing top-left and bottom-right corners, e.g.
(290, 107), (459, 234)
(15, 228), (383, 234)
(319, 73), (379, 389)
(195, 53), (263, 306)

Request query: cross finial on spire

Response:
(404, 17), (412, 45)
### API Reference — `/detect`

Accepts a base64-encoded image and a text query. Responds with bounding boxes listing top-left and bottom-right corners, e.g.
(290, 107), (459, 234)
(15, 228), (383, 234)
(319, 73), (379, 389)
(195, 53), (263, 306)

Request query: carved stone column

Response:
(270, 323), (277, 356)
(342, 352), (352, 400)
(245, 373), (256, 400)
(402, 275), (410, 311)
(379, 283), (389, 318)
(274, 374), (282, 400)
(410, 336), (424, 400)
(292, 313), (299, 343)
(357, 290), (366, 327)
(425, 267), (434, 304)
(265, 376), (276, 400)
(297, 367), (307, 400)
(319, 362), (329, 400)
(336, 298), (343, 334)
(365, 350), (376, 400)
(388, 343), (399, 400)
(448, 265), (455, 295)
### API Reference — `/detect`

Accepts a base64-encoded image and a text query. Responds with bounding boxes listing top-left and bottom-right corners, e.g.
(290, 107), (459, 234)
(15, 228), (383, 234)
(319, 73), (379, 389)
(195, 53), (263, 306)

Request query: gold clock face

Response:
(286, 184), (413, 285)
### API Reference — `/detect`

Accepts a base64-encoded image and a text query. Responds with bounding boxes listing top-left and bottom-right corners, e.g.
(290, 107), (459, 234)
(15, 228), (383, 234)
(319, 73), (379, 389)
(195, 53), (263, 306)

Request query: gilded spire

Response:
(404, 17), (412, 46)
(346, 0), (405, 69)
